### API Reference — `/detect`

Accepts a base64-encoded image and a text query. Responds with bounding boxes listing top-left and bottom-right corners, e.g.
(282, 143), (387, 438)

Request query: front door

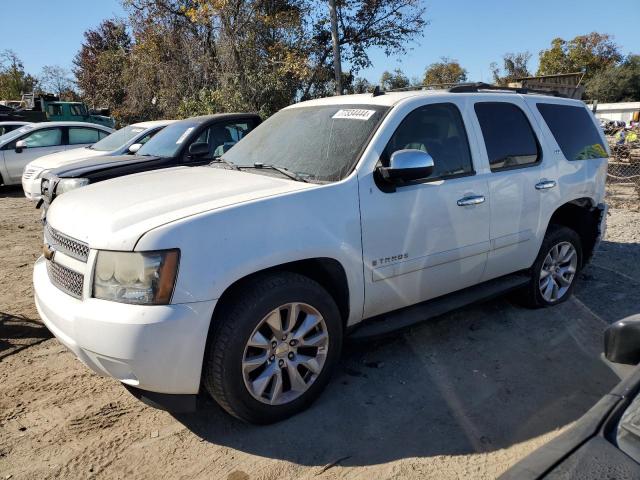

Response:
(359, 100), (491, 318)
(3, 127), (65, 183)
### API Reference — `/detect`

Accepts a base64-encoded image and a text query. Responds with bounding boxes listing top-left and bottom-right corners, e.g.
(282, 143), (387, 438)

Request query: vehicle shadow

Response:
(0, 185), (25, 198)
(174, 241), (638, 467)
(576, 240), (640, 323)
(0, 311), (52, 361)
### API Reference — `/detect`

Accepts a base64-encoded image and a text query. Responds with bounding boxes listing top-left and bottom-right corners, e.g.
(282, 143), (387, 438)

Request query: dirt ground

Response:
(1, 184), (639, 480)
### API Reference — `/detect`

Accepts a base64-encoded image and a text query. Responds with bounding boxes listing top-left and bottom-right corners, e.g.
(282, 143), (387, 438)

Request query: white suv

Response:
(33, 85), (609, 423)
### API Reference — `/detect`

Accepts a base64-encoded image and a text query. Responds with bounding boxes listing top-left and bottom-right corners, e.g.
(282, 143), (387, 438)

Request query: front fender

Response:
(136, 179), (365, 326)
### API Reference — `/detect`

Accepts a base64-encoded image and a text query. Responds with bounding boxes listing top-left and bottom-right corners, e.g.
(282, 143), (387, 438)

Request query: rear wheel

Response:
(203, 272), (343, 424)
(521, 225), (583, 308)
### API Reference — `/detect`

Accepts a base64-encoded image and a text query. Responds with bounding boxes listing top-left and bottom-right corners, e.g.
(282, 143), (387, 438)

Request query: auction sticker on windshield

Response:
(175, 127), (194, 144)
(332, 109), (376, 121)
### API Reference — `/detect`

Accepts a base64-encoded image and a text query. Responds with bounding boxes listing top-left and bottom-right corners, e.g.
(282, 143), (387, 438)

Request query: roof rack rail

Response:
(377, 83), (457, 94)
(447, 82), (565, 97)
(376, 82), (566, 97)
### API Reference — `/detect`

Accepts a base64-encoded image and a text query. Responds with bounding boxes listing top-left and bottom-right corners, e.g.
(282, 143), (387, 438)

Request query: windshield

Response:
(0, 124), (35, 144)
(91, 125), (148, 151)
(223, 105), (388, 182)
(137, 120), (199, 158)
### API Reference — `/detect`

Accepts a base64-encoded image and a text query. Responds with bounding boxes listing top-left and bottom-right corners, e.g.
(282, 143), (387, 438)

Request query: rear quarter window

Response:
(536, 103), (608, 160)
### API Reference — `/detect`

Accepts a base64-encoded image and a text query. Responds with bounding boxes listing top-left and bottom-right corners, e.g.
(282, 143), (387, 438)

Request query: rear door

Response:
(2, 127), (65, 183)
(470, 98), (554, 281)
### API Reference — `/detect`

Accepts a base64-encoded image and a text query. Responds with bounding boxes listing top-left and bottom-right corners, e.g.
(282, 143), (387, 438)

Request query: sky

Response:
(1, 0), (638, 84)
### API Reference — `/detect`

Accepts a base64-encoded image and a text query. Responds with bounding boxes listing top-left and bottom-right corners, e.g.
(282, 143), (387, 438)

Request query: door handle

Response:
(457, 195), (485, 206)
(535, 180), (556, 190)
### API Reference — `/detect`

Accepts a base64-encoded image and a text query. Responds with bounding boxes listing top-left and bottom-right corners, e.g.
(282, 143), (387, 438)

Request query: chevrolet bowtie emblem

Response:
(43, 244), (55, 261)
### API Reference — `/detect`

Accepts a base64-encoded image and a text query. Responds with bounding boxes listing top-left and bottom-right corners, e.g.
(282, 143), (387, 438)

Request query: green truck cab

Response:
(3, 94), (115, 129)
(43, 101), (115, 129)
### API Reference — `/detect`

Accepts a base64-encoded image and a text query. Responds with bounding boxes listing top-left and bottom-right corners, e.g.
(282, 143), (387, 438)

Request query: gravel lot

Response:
(1, 184), (639, 479)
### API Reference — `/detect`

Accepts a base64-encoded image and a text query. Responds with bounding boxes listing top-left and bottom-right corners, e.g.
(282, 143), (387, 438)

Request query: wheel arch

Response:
(545, 196), (604, 266)
(211, 257), (351, 330)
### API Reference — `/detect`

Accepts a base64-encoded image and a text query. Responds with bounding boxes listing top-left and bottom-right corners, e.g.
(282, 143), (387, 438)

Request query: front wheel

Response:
(521, 225), (583, 308)
(202, 272), (343, 424)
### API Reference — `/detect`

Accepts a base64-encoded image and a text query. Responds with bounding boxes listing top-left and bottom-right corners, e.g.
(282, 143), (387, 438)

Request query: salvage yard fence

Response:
(606, 135), (640, 210)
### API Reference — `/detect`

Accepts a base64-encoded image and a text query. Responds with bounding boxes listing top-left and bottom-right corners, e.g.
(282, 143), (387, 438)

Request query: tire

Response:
(520, 224), (583, 308)
(202, 272), (343, 424)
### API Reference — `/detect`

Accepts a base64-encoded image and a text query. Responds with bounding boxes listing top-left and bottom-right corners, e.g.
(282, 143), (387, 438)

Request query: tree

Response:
(490, 51), (531, 86)
(380, 68), (410, 90)
(120, 0), (426, 117)
(344, 76), (371, 94)
(39, 65), (74, 96)
(586, 54), (640, 102)
(423, 57), (467, 85)
(0, 50), (37, 100)
(73, 19), (131, 115)
(537, 33), (622, 80)
(302, 0), (426, 99)
(327, 0), (342, 94)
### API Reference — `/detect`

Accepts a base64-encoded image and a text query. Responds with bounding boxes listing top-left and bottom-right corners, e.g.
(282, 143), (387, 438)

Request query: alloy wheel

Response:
(539, 241), (578, 302)
(242, 302), (329, 405)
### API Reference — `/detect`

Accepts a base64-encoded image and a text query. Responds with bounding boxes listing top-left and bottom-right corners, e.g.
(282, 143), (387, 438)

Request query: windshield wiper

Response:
(210, 157), (240, 170)
(240, 162), (308, 182)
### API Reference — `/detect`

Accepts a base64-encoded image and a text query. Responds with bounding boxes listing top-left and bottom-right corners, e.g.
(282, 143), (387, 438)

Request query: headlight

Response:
(93, 250), (180, 305)
(55, 178), (90, 195)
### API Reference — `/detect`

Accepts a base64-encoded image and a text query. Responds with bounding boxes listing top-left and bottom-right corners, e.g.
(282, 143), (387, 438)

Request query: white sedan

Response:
(0, 122), (113, 193)
(0, 121), (32, 136)
(20, 120), (174, 200)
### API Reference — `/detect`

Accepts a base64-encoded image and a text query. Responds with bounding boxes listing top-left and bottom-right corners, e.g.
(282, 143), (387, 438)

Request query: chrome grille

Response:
(46, 260), (84, 299)
(44, 223), (89, 262)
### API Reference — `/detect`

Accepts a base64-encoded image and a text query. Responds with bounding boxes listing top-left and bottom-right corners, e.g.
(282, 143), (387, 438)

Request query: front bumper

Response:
(34, 256), (216, 394)
(22, 176), (42, 200)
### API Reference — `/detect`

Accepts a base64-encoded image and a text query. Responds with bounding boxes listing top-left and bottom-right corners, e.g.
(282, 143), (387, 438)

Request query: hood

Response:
(50, 154), (158, 177)
(46, 166), (314, 250)
(31, 147), (105, 170)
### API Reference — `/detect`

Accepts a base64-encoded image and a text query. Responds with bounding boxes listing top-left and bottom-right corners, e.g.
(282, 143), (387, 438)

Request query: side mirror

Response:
(605, 315), (640, 365)
(128, 143), (142, 154)
(378, 149), (435, 184)
(15, 139), (26, 153)
(188, 142), (209, 157)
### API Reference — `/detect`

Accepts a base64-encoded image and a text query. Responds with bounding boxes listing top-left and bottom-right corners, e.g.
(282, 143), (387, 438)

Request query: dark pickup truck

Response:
(40, 113), (261, 209)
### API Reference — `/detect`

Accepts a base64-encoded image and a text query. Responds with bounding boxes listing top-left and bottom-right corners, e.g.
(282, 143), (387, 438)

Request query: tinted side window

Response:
(475, 102), (540, 171)
(384, 103), (474, 178)
(69, 104), (86, 116)
(537, 103), (607, 160)
(137, 130), (159, 145)
(47, 104), (64, 116)
(22, 128), (63, 148)
(212, 121), (256, 157)
(69, 127), (101, 145)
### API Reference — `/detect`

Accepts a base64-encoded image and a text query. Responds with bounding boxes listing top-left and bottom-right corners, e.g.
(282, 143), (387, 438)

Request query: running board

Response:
(350, 273), (530, 340)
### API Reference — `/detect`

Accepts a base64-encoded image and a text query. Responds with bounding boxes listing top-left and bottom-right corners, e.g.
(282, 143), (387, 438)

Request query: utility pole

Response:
(328, 0), (342, 95)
